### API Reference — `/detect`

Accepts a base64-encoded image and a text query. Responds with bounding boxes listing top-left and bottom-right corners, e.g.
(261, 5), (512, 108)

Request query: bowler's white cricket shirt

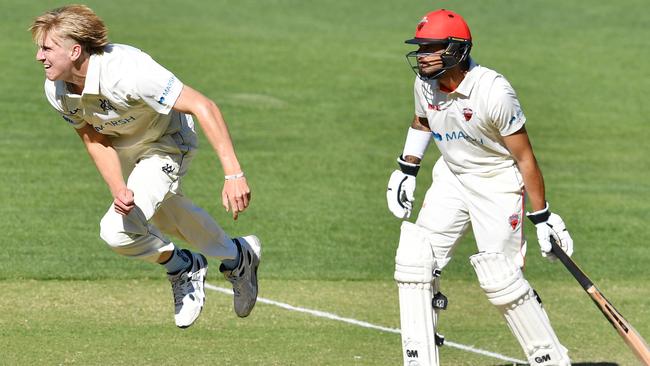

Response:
(414, 60), (525, 174)
(44, 44), (197, 170)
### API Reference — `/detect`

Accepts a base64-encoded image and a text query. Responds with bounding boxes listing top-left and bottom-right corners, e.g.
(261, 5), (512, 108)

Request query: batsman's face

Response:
(416, 44), (446, 77)
(35, 32), (77, 82)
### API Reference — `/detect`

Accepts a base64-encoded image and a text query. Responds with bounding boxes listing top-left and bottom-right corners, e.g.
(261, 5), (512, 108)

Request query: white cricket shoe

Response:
(220, 235), (261, 317)
(167, 250), (208, 328)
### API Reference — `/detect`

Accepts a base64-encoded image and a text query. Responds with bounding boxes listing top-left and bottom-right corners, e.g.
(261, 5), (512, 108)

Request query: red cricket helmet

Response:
(405, 9), (473, 79)
(405, 9), (472, 45)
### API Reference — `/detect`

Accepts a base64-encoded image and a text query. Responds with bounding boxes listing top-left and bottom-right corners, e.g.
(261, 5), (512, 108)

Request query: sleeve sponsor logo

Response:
(157, 76), (177, 105)
(508, 109), (523, 125)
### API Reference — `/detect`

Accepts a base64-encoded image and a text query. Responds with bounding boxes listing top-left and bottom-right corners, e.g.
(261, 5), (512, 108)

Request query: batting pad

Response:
(470, 253), (570, 366)
(394, 222), (440, 366)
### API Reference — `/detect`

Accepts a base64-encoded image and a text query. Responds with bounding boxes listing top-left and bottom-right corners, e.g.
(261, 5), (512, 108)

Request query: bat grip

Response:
(550, 237), (594, 290)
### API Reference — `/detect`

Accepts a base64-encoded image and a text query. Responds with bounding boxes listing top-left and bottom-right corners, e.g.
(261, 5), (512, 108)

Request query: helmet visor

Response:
(404, 37), (449, 45)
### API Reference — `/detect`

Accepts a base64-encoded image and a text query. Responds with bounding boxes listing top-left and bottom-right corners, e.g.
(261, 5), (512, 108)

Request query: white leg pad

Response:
(394, 222), (439, 366)
(470, 252), (570, 366)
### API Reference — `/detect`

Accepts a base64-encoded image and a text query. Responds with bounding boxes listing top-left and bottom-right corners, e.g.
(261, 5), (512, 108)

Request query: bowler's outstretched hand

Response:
(222, 176), (251, 220)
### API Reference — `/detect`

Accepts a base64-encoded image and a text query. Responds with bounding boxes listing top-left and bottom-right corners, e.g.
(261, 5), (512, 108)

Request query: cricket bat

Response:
(550, 238), (650, 365)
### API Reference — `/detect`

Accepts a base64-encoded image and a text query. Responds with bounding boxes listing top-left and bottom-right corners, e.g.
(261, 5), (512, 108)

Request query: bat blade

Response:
(550, 239), (650, 365)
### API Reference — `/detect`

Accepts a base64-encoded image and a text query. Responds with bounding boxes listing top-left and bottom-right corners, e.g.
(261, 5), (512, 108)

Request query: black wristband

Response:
(526, 203), (551, 224)
(397, 156), (420, 176)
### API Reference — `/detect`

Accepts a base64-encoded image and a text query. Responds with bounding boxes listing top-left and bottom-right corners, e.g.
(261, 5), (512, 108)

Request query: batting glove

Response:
(386, 156), (420, 219)
(526, 202), (574, 260)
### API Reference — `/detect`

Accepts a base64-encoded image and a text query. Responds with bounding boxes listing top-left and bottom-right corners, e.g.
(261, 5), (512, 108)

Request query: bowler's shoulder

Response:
(99, 43), (142, 64)
(96, 44), (155, 88)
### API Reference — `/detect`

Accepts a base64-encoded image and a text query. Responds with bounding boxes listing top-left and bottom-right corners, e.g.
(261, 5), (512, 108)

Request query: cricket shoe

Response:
(168, 249), (208, 328)
(220, 235), (261, 317)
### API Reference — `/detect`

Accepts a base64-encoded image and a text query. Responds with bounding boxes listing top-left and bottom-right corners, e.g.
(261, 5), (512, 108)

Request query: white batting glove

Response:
(526, 202), (574, 260)
(386, 157), (420, 219)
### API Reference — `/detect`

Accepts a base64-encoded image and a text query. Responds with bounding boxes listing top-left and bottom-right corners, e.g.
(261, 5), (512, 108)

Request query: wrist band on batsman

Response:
(526, 201), (550, 224)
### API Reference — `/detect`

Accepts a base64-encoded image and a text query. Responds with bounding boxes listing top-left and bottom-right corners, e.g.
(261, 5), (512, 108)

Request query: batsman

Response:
(387, 9), (574, 366)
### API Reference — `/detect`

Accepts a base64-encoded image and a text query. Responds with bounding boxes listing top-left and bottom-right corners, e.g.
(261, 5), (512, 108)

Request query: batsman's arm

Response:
(402, 115), (431, 164)
(503, 126), (546, 212)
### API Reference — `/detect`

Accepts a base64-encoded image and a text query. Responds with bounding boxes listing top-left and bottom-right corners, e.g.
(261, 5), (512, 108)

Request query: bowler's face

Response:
(35, 32), (75, 82)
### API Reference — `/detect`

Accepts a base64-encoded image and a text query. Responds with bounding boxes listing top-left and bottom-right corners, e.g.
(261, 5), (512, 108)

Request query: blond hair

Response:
(29, 4), (109, 54)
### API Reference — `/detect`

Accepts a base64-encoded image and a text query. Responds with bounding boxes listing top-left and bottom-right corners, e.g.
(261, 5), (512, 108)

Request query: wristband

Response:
(397, 156), (420, 177)
(402, 127), (432, 159)
(526, 201), (550, 224)
(225, 172), (245, 180)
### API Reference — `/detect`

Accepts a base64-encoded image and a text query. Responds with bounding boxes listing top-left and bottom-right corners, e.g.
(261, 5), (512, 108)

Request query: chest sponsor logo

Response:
(99, 99), (116, 112)
(93, 115), (136, 132)
(462, 107), (473, 121)
(427, 103), (441, 111)
(432, 130), (484, 145)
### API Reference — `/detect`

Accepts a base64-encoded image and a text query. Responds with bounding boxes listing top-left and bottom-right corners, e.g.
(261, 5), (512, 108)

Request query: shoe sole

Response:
(177, 253), (208, 329)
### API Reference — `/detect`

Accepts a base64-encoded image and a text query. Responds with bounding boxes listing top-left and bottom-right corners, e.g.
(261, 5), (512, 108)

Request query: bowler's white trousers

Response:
(415, 157), (527, 269)
(99, 150), (237, 263)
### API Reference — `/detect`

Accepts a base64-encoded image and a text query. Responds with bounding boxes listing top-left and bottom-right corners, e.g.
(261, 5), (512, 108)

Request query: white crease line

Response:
(205, 283), (526, 364)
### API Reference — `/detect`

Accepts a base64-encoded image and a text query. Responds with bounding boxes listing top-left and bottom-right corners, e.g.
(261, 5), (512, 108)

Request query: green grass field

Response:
(1, 0), (649, 364)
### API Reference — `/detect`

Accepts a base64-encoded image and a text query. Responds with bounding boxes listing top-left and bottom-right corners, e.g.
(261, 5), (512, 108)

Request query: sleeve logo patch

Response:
(157, 76), (177, 105)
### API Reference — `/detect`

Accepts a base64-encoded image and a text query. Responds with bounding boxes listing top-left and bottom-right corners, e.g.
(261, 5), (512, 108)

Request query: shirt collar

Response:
(81, 53), (101, 95)
(452, 58), (480, 97)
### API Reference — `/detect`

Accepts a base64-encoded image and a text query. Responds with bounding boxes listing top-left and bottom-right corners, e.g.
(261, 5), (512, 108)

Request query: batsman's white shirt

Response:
(414, 61), (525, 174)
(44, 43), (197, 172)
(413, 61), (528, 267)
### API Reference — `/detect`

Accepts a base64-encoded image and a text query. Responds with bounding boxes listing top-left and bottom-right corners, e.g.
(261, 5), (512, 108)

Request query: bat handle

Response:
(550, 237), (594, 290)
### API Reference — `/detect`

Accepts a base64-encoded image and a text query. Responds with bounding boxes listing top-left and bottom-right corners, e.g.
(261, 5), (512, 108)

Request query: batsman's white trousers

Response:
(416, 157), (527, 269)
(99, 150), (237, 263)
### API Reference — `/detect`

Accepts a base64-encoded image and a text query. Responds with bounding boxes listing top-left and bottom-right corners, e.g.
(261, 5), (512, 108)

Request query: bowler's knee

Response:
(99, 209), (147, 249)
